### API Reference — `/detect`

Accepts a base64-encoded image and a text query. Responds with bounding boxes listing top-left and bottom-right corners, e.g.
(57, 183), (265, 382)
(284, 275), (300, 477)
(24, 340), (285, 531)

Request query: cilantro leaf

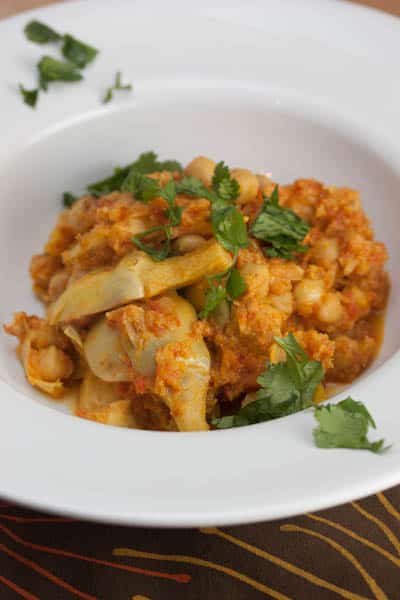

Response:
(199, 285), (227, 320)
(132, 225), (171, 261)
(160, 181), (183, 226)
(199, 264), (246, 320)
(62, 34), (98, 68)
(121, 171), (160, 202)
(38, 56), (82, 91)
(19, 84), (39, 108)
(131, 181), (182, 260)
(313, 397), (387, 453)
(159, 159), (183, 172)
(24, 20), (61, 44)
(211, 161), (240, 203)
(175, 176), (213, 200)
(87, 152), (182, 196)
(226, 267), (247, 300)
(103, 71), (132, 103)
(211, 206), (248, 254)
(62, 191), (77, 207)
(251, 186), (310, 260)
(213, 333), (324, 428)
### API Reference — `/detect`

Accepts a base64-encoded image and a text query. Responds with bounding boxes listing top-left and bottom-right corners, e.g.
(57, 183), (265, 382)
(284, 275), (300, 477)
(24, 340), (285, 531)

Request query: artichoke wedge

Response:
(48, 240), (231, 324)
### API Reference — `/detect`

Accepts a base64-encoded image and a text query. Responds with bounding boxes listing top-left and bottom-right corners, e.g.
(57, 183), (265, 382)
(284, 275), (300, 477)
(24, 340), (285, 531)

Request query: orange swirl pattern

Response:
(0, 487), (399, 599)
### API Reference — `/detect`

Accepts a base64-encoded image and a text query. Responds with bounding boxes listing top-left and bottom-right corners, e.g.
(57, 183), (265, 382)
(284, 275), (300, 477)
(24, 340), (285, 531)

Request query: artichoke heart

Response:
(48, 240), (231, 324)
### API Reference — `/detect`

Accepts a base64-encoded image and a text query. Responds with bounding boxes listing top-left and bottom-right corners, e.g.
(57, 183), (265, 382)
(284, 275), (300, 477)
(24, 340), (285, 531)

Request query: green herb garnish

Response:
(211, 161), (240, 203)
(121, 172), (161, 202)
(132, 225), (171, 262)
(211, 205), (248, 254)
(19, 84), (39, 108)
(103, 71), (132, 103)
(251, 186), (310, 260)
(38, 55), (82, 91)
(132, 180), (182, 261)
(200, 266), (247, 320)
(181, 162), (248, 318)
(213, 333), (323, 428)
(62, 191), (77, 208)
(87, 152), (182, 196)
(62, 34), (98, 68)
(175, 176), (213, 200)
(226, 266), (247, 299)
(200, 284), (228, 319)
(24, 20), (97, 68)
(24, 20), (61, 44)
(314, 397), (387, 453)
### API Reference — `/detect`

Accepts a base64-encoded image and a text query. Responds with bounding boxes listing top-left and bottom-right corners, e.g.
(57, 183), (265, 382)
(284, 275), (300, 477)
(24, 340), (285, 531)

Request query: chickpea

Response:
(33, 345), (74, 382)
(172, 234), (207, 254)
(230, 168), (259, 204)
(184, 156), (216, 187)
(318, 293), (344, 324)
(313, 237), (339, 266)
(256, 174), (272, 194)
(294, 279), (324, 315)
(269, 292), (293, 315)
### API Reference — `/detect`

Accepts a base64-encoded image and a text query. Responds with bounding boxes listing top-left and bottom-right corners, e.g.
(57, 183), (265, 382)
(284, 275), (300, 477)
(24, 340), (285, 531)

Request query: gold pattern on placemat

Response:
(0, 490), (398, 598)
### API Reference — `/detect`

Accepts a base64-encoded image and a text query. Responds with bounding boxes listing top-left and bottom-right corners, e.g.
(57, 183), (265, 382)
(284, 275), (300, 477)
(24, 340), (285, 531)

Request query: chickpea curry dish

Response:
(5, 152), (389, 432)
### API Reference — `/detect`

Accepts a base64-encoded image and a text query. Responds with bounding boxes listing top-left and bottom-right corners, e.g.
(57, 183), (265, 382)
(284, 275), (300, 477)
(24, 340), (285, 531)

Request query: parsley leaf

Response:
(62, 191), (77, 208)
(314, 397), (387, 453)
(161, 180), (183, 226)
(226, 267), (247, 300)
(199, 263), (247, 320)
(175, 176), (214, 200)
(38, 55), (82, 91)
(212, 333), (324, 428)
(132, 225), (171, 261)
(212, 161), (240, 203)
(24, 20), (61, 44)
(62, 34), (98, 68)
(121, 171), (160, 202)
(131, 180), (182, 261)
(199, 285), (227, 319)
(211, 205), (248, 254)
(251, 186), (310, 260)
(19, 84), (39, 108)
(103, 71), (132, 103)
(87, 152), (182, 196)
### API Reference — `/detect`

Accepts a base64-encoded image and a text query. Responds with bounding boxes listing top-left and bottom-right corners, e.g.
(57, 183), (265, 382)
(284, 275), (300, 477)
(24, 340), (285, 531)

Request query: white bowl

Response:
(0, 0), (399, 526)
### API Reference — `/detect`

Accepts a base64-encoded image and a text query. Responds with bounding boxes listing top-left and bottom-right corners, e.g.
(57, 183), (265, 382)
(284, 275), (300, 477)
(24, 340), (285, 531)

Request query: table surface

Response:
(1, 1), (399, 599)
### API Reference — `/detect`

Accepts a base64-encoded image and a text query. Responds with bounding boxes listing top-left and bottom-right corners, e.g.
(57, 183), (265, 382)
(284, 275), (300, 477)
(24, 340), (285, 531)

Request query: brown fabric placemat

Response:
(1, 1), (399, 598)
(0, 488), (399, 599)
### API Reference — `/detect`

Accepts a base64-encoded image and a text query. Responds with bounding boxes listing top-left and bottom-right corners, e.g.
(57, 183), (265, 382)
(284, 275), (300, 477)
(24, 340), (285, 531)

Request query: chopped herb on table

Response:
(251, 186), (310, 259)
(20, 20), (98, 108)
(103, 71), (133, 104)
(38, 56), (83, 91)
(24, 20), (61, 44)
(19, 84), (39, 108)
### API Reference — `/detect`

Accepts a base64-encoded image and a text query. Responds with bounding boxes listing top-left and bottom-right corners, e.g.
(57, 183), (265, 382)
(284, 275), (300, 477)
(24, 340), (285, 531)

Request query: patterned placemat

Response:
(1, 1), (399, 598)
(0, 487), (398, 599)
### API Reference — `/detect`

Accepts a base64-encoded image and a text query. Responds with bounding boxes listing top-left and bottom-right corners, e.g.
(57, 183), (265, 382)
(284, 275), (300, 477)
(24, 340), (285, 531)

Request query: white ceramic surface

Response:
(0, 0), (399, 526)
